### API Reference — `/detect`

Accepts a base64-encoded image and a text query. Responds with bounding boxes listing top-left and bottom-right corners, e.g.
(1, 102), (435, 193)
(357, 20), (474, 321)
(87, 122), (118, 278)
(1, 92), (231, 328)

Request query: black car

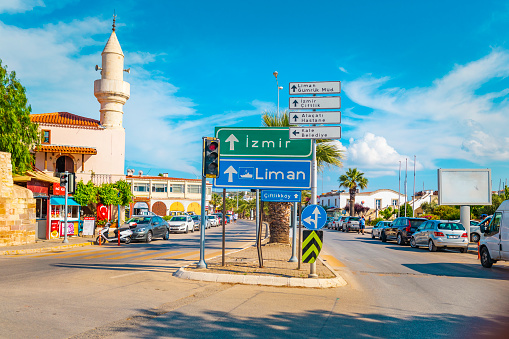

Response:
(380, 217), (427, 245)
(123, 215), (170, 242)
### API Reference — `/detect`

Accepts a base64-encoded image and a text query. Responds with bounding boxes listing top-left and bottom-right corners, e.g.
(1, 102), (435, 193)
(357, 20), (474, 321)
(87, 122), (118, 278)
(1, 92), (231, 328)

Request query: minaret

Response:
(94, 15), (130, 129)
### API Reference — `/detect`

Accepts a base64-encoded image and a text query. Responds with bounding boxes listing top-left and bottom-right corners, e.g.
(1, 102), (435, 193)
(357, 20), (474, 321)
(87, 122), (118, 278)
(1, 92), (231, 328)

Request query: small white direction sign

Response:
(289, 126), (341, 140)
(289, 81), (341, 95)
(290, 111), (341, 125)
(289, 96), (340, 110)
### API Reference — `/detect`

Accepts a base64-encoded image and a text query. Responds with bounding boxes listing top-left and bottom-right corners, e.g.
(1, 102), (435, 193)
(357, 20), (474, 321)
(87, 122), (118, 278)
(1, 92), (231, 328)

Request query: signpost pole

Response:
(289, 202), (297, 262)
(197, 176), (207, 269)
(309, 138), (318, 278)
(222, 189), (226, 266)
(298, 203), (302, 270)
(255, 189), (260, 245)
(63, 171), (69, 244)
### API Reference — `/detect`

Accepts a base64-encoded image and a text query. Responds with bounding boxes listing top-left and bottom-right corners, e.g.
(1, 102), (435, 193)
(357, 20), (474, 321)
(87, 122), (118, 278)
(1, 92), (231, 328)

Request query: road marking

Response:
(110, 271), (146, 279)
(168, 250), (201, 260)
(31, 248), (98, 258)
(137, 250), (181, 261)
(80, 250), (134, 259)
(40, 249), (114, 259)
(321, 255), (345, 267)
(106, 250), (158, 260)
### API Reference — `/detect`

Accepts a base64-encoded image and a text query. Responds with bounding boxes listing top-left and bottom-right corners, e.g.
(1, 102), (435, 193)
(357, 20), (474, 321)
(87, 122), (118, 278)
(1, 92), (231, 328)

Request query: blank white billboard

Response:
(438, 169), (492, 205)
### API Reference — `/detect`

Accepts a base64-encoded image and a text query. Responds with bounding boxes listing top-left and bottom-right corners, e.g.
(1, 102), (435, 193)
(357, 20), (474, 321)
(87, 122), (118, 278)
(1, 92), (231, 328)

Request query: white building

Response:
(319, 189), (406, 212)
(128, 174), (212, 216)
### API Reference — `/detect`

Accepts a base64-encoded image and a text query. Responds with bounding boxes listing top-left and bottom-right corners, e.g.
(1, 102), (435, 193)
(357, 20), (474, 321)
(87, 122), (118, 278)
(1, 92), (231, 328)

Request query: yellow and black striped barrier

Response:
(302, 230), (323, 263)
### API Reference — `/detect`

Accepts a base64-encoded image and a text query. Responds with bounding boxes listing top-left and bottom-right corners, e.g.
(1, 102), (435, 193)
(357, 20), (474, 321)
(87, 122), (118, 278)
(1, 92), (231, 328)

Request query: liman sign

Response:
(289, 81), (341, 95)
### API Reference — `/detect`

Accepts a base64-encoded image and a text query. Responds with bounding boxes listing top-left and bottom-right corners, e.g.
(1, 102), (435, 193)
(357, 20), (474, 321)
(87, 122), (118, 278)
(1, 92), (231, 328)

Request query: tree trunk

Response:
(267, 201), (292, 243)
(349, 188), (356, 216)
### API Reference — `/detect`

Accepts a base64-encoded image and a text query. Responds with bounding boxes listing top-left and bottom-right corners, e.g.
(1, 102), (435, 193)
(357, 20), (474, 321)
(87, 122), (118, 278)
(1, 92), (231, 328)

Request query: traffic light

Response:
(60, 173), (68, 187)
(203, 137), (220, 178)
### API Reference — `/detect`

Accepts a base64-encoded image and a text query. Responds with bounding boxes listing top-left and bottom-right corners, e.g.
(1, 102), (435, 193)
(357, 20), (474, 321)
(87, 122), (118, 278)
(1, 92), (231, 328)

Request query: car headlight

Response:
(136, 228), (146, 232)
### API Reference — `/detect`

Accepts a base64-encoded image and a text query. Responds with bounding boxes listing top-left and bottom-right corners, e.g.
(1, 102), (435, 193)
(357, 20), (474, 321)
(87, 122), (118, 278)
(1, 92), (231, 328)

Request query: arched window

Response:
(56, 156), (74, 173)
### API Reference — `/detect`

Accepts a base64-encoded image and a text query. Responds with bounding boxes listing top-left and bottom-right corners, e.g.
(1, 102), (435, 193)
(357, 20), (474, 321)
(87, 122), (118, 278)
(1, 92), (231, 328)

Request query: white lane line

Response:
(110, 271), (146, 279)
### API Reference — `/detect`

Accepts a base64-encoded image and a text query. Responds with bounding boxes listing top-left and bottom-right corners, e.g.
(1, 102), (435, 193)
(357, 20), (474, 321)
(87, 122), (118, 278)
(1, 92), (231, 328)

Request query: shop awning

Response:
(12, 170), (60, 184)
(50, 197), (80, 206)
(36, 144), (97, 155)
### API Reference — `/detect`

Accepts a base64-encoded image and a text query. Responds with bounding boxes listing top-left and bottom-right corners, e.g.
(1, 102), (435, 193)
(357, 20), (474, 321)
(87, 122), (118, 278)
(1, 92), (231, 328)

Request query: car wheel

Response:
(146, 231), (153, 243)
(459, 247), (466, 253)
(185, 226), (189, 234)
(428, 240), (437, 252)
(397, 233), (405, 245)
(410, 237), (417, 248)
(480, 247), (493, 268)
(163, 229), (169, 240)
(371, 233), (375, 239)
(381, 232), (387, 242)
(471, 233), (480, 243)
(191, 225), (194, 233)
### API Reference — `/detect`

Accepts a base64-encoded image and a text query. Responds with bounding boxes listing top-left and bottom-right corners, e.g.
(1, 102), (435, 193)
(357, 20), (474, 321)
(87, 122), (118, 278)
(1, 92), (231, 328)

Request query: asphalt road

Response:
(1, 221), (508, 338)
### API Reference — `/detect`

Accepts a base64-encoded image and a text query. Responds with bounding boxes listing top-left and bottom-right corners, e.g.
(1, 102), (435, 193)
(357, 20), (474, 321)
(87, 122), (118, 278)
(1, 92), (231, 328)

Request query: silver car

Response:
(372, 221), (392, 239)
(410, 220), (469, 252)
(342, 216), (360, 232)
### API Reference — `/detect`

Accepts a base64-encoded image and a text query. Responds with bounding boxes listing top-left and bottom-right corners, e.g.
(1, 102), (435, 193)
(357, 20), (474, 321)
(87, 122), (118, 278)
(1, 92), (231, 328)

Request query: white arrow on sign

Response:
(304, 206), (321, 228)
(224, 166), (238, 182)
(225, 134), (239, 151)
(294, 194), (299, 199)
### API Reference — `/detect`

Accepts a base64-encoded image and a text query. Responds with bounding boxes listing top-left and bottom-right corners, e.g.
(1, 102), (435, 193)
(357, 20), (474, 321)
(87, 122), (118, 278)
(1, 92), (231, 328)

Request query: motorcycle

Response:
(96, 222), (133, 245)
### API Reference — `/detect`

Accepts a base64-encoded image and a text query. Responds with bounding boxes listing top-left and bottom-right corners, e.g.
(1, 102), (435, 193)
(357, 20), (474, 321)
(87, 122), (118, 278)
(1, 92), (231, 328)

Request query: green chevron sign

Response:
(302, 230), (323, 264)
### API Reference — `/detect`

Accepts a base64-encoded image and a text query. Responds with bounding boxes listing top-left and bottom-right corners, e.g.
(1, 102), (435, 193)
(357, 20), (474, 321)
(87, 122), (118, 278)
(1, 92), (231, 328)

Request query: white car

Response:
(207, 215), (218, 227)
(168, 215), (194, 233)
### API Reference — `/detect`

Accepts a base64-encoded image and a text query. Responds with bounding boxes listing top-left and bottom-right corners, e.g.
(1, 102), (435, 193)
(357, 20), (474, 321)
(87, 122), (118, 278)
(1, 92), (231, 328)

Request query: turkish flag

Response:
(97, 204), (108, 220)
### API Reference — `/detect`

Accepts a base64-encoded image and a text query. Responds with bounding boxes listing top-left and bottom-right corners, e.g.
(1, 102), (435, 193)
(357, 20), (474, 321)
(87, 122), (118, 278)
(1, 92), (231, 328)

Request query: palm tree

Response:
(262, 110), (345, 243)
(209, 193), (222, 213)
(338, 168), (368, 216)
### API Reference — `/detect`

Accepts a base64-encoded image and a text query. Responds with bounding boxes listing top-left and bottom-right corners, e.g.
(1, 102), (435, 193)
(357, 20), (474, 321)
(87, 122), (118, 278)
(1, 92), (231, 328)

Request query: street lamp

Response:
(273, 71), (283, 115)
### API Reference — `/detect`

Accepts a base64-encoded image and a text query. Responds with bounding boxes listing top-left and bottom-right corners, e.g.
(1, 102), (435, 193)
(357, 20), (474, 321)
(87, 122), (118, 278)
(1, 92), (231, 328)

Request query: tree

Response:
(209, 193), (222, 213)
(261, 110), (344, 243)
(398, 203), (414, 218)
(74, 180), (133, 216)
(379, 206), (395, 220)
(0, 60), (40, 174)
(338, 168), (368, 217)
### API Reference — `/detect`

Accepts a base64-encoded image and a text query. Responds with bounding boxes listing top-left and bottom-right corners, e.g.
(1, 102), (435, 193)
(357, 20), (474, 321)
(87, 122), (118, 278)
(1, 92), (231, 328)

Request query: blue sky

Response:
(1, 0), (509, 195)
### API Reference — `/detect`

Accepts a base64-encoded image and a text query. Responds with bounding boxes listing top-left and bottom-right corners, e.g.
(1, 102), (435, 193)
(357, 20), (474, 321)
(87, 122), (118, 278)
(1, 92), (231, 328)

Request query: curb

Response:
(173, 256), (347, 289)
(0, 241), (94, 256)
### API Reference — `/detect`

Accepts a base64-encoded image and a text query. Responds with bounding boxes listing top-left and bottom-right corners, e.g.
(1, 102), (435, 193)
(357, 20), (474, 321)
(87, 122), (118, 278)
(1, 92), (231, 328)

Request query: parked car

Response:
(410, 220), (469, 252)
(479, 201), (508, 268)
(470, 216), (492, 243)
(326, 217), (333, 228)
(342, 216), (360, 232)
(168, 215), (194, 233)
(372, 221), (392, 239)
(334, 216), (346, 230)
(380, 217), (427, 245)
(191, 215), (210, 230)
(124, 215), (169, 242)
(207, 215), (218, 227)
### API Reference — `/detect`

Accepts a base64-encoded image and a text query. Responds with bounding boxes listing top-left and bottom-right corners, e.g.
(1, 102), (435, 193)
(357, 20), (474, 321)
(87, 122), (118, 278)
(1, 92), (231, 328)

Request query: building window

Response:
(335, 198), (337, 206)
(171, 184), (184, 193)
(207, 187), (212, 195)
(187, 185), (201, 194)
(392, 199), (398, 206)
(35, 198), (47, 219)
(375, 199), (381, 209)
(151, 183), (167, 193)
(42, 130), (51, 144)
(133, 183), (150, 192)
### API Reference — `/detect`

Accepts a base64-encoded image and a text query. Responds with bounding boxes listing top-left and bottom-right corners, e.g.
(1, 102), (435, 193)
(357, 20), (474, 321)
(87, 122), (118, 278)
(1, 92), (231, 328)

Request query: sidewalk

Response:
(174, 241), (347, 288)
(0, 236), (94, 255)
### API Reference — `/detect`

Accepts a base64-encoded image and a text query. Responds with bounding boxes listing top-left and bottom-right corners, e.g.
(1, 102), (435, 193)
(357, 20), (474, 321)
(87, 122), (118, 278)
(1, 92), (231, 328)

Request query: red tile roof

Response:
(31, 112), (101, 128)
(35, 145), (98, 155)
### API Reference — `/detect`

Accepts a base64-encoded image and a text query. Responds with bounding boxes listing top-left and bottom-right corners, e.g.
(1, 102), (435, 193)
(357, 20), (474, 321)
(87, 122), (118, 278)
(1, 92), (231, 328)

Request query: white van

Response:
(479, 200), (509, 268)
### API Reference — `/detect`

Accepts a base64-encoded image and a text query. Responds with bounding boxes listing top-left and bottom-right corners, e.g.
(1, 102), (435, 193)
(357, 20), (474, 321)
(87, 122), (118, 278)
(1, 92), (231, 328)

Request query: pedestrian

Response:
(234, 213), (238, 223)
(360, 215), (366, 235)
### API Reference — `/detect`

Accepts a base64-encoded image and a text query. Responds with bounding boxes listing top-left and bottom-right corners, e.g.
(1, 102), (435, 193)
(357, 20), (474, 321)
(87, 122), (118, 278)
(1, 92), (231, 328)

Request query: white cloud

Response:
(344, 133), (422, 172)
(344, 50), (509, 165)
(339, 66), (348, 73)
(0, 0), (44, 13)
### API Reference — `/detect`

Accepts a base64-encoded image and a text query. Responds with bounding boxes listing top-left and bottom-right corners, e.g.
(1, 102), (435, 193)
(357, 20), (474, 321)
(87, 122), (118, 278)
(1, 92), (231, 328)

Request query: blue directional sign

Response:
(301, 204), (327, 230)
(261, 190), (301, 202)
(214, 158), (311, 189)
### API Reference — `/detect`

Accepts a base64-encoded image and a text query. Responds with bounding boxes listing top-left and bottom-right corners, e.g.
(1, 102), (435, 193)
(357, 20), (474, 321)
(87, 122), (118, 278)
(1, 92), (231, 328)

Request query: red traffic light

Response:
(208, 142), (218, 151)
